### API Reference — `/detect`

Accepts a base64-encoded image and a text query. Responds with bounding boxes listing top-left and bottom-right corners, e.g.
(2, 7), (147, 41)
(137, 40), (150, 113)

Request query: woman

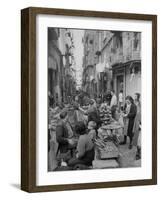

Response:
(122, 96), (137, 149)
(68, 121), (95, 168)
(132, 93), (141, 156)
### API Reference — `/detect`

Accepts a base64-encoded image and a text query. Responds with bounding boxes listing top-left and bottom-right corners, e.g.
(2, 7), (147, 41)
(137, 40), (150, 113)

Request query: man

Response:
(118, 89), (123, 111)
(56, 110), (74, 162)
(110, 90), (117, 119)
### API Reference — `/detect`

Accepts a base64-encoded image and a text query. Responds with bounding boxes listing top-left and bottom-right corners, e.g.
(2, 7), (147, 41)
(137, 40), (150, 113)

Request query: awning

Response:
(111, 60), (141, 70)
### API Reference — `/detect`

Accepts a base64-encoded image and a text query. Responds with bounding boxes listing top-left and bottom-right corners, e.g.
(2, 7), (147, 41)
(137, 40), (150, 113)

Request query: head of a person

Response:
(75, 121), (87, 135)
(89, 99), (95, 106)
(88, 121), (97, 130)
(120, 89), (123, 93)
(125, 96), (134, 105)
(59, 110), (68, 122)
(134, 93), (140, 102)
(111, 89), (115, 96)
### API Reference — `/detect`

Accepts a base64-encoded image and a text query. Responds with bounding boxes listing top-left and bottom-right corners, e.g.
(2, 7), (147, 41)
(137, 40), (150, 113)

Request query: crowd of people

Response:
(48, 90), (141, 171)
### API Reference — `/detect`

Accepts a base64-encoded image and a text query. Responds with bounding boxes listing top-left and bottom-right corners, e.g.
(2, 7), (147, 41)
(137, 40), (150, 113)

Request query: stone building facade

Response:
(82, 30), (141, 100)
(48, 28), (76, 106)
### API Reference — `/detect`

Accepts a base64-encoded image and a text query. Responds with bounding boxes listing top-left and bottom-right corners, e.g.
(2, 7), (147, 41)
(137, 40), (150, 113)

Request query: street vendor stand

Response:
(93, 120), (123, 169)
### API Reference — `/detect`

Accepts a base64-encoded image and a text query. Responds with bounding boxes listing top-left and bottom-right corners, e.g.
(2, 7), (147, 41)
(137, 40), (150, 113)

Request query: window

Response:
(89, 39), (93, 44)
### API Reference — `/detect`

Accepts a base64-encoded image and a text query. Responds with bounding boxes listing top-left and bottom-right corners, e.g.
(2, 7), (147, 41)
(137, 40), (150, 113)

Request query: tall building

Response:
(48, 28), (63, 104)
(48, 28), (76, 106)
(82, 30), (113, 99)
(82, 30), (99, 98)
(82, 30), (141, 100)
(111, 32), (141, 99)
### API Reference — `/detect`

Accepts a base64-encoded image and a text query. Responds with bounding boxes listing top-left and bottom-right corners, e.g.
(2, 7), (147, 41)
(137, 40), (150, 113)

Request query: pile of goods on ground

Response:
(94, 138), (119, 159)
(97, 122), (122, 146)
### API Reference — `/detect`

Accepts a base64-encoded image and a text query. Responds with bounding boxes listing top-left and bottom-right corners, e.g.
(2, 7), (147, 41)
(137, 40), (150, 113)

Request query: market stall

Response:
(93, 104), (123, 169)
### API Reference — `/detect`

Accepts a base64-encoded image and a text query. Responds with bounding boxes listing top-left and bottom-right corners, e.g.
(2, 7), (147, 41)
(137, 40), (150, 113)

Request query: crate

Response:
(97, 141), (119, 159)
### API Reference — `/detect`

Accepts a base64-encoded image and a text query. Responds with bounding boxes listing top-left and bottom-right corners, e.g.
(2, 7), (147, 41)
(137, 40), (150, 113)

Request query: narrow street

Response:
(48, 28), (141, 171)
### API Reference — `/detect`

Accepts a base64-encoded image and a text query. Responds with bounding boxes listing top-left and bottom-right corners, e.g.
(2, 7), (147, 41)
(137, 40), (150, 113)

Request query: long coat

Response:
(132, 103), (141, 146)
(127, 103), (137, 138)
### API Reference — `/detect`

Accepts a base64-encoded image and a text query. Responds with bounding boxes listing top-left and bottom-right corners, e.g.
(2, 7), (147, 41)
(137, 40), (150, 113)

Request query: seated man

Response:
(68, 121), (95, 169)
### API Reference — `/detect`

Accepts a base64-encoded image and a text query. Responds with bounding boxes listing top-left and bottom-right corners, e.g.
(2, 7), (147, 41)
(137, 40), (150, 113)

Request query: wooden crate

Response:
(98, 141), (119, 159)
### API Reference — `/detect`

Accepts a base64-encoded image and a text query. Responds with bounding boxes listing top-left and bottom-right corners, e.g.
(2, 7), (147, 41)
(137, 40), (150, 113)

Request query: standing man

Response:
(110, 90), (117, 119)
(56, 110), (74, 163)
(118, 89), (124, 111)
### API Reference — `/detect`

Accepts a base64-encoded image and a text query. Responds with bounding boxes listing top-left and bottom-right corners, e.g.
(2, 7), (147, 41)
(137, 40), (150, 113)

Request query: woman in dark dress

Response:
(123, 96), (137, 149)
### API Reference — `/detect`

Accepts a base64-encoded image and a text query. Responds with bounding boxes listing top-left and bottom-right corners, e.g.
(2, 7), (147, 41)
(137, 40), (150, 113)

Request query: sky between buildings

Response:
(72, 29), (84, 88)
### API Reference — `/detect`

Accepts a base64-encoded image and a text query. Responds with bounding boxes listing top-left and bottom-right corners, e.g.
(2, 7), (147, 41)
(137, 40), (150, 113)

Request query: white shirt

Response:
(110, 94), (117, 107)
(119, 93), (123, 103)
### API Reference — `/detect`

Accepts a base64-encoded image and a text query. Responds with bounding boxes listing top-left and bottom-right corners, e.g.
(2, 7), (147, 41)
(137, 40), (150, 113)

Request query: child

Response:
(87, 121), (97, 142)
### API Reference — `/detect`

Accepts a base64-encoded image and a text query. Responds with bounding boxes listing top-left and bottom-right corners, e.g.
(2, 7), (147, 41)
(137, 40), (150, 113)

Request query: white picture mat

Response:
(36, 14), (152, 186)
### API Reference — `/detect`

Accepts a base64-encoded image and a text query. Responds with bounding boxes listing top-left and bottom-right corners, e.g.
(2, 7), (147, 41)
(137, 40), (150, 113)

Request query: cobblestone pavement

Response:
(118, 143), (141, 168)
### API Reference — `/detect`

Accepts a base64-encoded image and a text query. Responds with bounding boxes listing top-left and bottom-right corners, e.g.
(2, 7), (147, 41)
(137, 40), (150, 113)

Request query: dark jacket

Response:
(56, 120), (69, 153)
(127, 103), (137, 138)
(87, 107), (100, 125)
